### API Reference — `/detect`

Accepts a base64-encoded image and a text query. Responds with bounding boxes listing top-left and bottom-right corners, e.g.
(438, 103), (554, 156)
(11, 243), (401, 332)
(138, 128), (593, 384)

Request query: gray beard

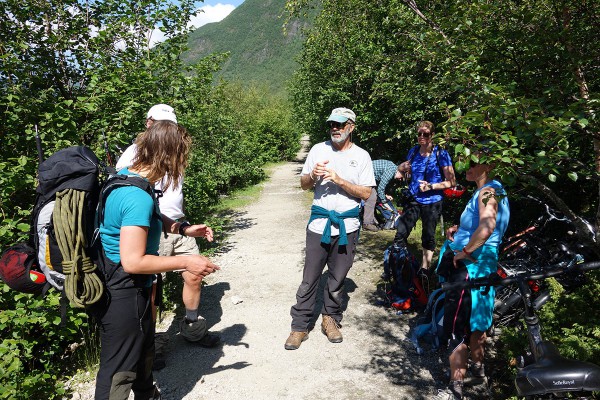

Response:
(330, 130), (350, 144)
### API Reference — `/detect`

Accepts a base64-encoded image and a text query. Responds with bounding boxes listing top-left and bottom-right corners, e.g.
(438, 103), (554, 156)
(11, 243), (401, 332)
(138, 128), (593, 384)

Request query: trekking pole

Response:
(102, 130), (114, 167)
(34, 124), (44, 163)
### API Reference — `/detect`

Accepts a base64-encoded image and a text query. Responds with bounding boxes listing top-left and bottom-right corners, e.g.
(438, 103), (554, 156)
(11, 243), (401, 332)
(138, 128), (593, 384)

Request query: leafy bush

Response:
(0, 1), (300, 398)
(0, 286), (93, 400)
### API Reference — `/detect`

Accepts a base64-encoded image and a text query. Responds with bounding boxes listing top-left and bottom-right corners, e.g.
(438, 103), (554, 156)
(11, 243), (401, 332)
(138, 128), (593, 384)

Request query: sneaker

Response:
(179, 316), (208, 342)
(321, 315), (343, 343)
(470, 361), (485, 378)
(363, 224), (380, 232)
(284, 331), (309, 350)
(434, 381), (463, 399)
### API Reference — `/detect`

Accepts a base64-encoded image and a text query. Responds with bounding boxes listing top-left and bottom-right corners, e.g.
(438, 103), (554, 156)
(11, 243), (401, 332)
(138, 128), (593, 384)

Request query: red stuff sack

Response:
(0, 243), (47, 295)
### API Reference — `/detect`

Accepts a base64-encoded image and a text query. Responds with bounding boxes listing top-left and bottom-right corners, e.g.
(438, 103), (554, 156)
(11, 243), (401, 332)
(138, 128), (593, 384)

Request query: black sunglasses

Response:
(328, 121), (349, 129)
(417, 131), (431, 138)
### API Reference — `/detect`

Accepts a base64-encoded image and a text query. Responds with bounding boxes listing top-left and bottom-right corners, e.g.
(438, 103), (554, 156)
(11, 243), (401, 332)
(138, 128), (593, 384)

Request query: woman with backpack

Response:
(94, 120), (219, 400)
(436, 149), (510, 400)
(394, 121), (456, 272)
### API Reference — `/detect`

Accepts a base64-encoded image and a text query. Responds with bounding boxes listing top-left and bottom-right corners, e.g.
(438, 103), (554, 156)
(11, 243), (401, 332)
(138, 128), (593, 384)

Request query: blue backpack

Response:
(410, 287), (446, 354)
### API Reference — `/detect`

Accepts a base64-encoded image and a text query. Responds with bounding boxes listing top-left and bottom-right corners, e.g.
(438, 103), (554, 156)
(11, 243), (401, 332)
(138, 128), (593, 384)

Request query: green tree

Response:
(287, 0), (599, 253)
(1, 1), (301, 397)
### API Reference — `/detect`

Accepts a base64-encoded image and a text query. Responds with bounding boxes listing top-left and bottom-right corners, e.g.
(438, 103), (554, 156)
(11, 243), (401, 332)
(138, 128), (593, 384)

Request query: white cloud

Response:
(148, 3), (235, 48)
(188, 3), (236, 30)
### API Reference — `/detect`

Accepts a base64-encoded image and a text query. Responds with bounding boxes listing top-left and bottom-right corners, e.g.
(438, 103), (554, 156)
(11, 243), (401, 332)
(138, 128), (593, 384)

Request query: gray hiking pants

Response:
(363, 188), (378, 226)
(290, 229), (358, 331)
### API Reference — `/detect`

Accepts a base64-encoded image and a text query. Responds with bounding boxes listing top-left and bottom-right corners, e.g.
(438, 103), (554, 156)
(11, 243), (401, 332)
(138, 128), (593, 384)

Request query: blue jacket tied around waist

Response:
(308, 205), (360, 246)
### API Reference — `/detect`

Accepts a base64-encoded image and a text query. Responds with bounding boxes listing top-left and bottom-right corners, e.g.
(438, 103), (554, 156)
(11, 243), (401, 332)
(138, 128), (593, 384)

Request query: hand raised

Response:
(184, 224), (214, 242)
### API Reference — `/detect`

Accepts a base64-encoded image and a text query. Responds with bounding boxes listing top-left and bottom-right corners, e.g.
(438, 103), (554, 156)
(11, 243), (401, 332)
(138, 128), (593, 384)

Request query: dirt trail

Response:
(148, 137), (451, 400)
(71, 137), (455, 400)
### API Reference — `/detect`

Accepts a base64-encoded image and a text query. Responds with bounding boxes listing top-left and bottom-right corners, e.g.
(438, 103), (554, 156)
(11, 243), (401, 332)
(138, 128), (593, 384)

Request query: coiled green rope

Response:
(54, 189), (104, 308)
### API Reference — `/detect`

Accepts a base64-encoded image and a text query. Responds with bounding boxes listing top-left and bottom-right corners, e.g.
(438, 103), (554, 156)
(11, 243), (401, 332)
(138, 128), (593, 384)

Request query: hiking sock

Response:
(185, 309), (198, 322)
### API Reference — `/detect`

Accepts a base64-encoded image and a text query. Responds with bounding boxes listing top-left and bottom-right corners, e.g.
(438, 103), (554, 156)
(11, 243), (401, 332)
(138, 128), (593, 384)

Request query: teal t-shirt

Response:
(99, 169), (162, 264)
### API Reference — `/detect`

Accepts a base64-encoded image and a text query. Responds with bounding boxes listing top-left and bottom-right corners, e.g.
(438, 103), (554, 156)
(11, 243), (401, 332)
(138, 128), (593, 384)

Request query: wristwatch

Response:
(178, 221), (191, 236)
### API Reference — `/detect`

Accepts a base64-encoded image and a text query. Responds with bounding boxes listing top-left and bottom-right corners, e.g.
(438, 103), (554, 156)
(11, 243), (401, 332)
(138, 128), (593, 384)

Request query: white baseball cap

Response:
(147, 104), (177, 123)
(326, 107), (356, 123)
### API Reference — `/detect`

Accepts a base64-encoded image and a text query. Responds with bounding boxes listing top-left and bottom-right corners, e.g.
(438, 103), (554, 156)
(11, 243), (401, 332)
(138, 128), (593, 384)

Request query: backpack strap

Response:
(407, 145), (420, 164)
(96, 174), (164, 237)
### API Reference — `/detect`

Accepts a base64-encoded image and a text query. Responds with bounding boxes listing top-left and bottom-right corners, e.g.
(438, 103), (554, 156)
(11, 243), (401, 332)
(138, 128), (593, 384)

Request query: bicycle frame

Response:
(442, 261), (600, 398)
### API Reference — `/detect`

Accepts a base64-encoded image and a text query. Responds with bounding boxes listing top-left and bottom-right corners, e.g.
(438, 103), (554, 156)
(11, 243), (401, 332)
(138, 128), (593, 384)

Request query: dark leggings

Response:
(94, 287), (155, 400)
(394, 200), (443, 250)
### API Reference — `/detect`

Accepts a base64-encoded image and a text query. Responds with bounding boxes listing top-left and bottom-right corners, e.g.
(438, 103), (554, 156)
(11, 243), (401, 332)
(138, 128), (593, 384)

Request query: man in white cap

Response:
(117, 104), (220, 369)
(285, 107), (375, 350)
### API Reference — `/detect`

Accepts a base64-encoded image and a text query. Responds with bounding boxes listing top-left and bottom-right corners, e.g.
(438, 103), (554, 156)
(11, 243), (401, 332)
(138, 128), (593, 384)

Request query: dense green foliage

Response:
(286, 0), (600, 389)
(0, 1), (299, 398)
(288, 0), (598, 242)
(183, 0), (313, 97)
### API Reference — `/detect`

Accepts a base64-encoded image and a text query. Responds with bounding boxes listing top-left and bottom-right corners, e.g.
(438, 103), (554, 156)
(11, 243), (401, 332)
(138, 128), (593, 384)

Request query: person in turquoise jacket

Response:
(437, 151), (510, 400)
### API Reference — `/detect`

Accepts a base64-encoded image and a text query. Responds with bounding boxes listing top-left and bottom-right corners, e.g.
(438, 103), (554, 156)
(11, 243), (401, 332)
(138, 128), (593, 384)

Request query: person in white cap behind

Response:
(285, 107), (375, 350)
(116, 104), (220, 369)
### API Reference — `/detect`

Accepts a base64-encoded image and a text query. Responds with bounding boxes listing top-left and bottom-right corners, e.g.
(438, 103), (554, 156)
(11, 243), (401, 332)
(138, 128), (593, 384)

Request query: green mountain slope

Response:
(183, 0), (311, 96)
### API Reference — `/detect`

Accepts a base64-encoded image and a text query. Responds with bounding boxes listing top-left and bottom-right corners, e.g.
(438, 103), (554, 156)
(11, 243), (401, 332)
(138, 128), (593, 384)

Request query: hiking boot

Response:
(321, 315), (343, 343)
(363, 224), (380, 232)
(284, 331), (308, 350)
(470, 362), (485, 378)
(179, 316), (208, 342)
(434, 380), (463, 399)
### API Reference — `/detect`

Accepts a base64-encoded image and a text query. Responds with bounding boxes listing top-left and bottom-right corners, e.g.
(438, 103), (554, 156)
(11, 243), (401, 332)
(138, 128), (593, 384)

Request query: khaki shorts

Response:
(158, 233), (200, 273)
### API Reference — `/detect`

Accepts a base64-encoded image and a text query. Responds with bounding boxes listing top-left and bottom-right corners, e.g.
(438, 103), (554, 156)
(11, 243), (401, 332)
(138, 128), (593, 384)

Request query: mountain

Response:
(182, 0), (312, 97)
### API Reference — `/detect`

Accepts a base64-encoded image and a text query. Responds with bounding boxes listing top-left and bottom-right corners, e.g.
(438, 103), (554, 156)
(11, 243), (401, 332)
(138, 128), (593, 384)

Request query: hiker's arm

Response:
(441, 165), (457, 188)
(119, 226), (219, 276)
(324, 168), (371, 200)
(161, 214), (213, 241)
(418, 165), (457, 192)
(300, 173), (315, 190)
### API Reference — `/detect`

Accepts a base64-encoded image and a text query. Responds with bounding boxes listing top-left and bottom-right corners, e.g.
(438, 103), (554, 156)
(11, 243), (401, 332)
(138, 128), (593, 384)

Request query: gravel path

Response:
(149, 138), (449, 400)
(70, 137), (488, 399)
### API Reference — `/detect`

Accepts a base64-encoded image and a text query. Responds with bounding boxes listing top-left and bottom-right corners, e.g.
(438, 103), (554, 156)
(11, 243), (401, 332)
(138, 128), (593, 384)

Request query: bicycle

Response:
(441, 260), (600, 399)
(491, 197), (594, 332)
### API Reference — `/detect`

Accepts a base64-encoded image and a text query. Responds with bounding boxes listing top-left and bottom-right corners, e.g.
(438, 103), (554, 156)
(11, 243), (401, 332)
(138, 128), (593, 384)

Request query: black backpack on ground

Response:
(382, 244), (429, 311)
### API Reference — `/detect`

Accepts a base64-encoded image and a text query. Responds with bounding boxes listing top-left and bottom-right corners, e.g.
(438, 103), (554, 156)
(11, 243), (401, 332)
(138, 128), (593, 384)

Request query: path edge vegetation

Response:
(0, 1), (301, 397)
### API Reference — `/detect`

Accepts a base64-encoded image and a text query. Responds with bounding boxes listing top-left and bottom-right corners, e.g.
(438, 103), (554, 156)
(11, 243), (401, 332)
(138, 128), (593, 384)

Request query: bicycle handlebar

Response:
(441, 260), (600, 292)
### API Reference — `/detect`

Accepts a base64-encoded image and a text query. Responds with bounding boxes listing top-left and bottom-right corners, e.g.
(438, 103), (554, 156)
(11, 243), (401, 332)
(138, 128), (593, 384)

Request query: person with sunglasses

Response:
(435, 150), (510, 399)
(394, 121), (456, 273)
(285, 107), (375, 350)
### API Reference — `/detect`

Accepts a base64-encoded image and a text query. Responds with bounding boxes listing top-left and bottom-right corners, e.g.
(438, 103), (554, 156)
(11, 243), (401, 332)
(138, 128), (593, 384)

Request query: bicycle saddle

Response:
(515, 341), (600, 396)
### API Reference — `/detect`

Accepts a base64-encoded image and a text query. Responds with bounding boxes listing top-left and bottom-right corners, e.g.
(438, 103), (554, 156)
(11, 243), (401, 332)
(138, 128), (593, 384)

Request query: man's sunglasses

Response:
(328, 121), (349, 129)
(417, 131), (432, 138)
